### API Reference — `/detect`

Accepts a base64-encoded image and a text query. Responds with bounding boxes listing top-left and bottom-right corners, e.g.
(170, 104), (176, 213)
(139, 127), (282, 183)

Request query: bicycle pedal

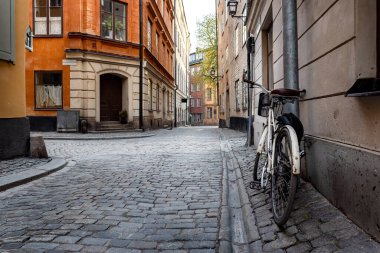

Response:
(250, 181), (261, 190)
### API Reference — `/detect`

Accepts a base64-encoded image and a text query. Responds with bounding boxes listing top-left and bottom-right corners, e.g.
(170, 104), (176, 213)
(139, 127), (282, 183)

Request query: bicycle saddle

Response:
(271, 88), (300, 97)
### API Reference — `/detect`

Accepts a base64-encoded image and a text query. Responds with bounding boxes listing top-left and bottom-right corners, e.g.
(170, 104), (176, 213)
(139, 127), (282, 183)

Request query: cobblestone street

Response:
(0, 127), (379, 253)
(0, 127), (223, 252)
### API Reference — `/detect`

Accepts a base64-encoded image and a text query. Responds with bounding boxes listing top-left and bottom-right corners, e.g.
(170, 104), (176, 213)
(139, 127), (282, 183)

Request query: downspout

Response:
(215, 0), (220, 126)
(246, 37), (254, 146)
(139, 0), (144, 130)
(282, 0), (299, 116)
(186, 33), (190, 125)
(174, 0), (177, 127)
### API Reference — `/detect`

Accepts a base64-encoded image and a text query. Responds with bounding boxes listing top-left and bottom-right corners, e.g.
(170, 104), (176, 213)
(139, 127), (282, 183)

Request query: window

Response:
(191, 84), (195, 92)
(35, 71), (62, 109)
(147, 19), (152, 51)
(242, 5), (247, 44)
(197, 98), (201, 107)
(242, 81), (248, 109)
(197, 83), (201, 91)
(206, 88), (212, 101)
(147, 79), (153, 110)
(191, 98), (194, 107)
(156, 84), (160, 111)
(235, 80), (240, 110)
(156, 32), (159, 58)
(207, 107), (213, 119)
(235, 26), (239, 57)
(226, 46), (229, 62)
(34, 0), (63, 36)
(264, 23), (273, 89)
(101, 0), (126, 41)
(221, 11), (225, 33)
(162, 43), (165, 64)
(0, 0), (15, 62)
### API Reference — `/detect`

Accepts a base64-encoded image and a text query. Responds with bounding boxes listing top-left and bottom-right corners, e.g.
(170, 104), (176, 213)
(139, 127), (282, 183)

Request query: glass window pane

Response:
(50, 0), (62, 7)
(35, 0), (47, 7)
(49, 7), (62, 35)
(49, 6), (61, 17)
(101, 13), (113, 38)
(115, 15), (126, 41)
(35, 72), (62, 109)
(34, 7), (47, 35)
(114, 2), (125, 17)
(101, 0), (112, 13)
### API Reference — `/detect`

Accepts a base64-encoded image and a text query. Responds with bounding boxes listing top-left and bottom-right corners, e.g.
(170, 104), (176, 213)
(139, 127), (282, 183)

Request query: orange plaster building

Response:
(26, 0), (175, 131)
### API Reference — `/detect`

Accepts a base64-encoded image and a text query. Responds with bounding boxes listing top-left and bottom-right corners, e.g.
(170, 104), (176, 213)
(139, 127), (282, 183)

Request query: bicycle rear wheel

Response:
(253, 127), (269, 185)
(271, 127), (299, 226)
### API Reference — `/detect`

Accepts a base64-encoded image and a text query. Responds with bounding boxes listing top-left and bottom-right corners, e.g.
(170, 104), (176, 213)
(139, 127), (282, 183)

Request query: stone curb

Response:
(42, 134), (155, 141)
(219, 130), (260, 252)
(0, 157), (67, 192)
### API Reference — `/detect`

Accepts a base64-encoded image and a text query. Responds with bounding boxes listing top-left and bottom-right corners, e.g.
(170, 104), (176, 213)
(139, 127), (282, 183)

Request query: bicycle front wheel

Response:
(253, 127), (268, 183)
(271, 126), (299, 226)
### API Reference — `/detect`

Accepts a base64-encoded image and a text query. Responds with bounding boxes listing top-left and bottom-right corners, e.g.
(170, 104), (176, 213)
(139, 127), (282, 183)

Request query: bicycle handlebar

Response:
(243, 78), (270, 94)
(243, 78), (307, 98)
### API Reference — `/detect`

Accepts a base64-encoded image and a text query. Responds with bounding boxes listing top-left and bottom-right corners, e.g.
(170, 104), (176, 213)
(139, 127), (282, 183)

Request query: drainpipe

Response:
(139, 0), (144, 130)
(186, 33), (190, 125)
(247, 37), (254, 146)
(174, 0), (177, 127)
(215, 0), (220, 126)
(282, 0), (299, 116)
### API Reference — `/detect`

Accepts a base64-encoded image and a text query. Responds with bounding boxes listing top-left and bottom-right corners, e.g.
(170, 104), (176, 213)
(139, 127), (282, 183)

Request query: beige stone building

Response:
(217, 0), (249, 131)
(246, 0), (380, 240)
(174, 0), (190, 127)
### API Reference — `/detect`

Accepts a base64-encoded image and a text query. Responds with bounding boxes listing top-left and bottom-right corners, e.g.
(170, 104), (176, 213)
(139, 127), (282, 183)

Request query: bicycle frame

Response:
(253, 88), (301, 188)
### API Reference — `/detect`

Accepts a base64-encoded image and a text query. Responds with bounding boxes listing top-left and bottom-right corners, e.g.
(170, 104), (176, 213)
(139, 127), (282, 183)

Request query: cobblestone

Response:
(223, 128), (380, 252)
(0, 157), (51, 177)
(0, 127), (223, 252)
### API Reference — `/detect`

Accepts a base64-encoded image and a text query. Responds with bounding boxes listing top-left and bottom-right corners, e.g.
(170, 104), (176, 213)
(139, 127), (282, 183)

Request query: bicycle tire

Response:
(253, 127), (269, 184)
(271, 126), (299, 226)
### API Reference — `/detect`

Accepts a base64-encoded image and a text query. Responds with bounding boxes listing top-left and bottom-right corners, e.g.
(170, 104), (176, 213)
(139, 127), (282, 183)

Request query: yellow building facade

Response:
(0, 1), (30, 159)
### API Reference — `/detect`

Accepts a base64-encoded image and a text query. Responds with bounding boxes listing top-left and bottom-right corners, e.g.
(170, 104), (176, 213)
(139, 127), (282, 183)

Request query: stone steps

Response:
(96, 121), (135, 132)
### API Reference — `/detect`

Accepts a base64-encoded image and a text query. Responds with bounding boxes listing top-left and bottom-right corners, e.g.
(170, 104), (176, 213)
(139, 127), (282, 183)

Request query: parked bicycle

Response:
(243, 79), (305, 226)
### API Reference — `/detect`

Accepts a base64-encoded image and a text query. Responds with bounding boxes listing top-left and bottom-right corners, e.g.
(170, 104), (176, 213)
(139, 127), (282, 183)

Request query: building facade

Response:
(174, 0), (190, 127)
(26, 0), (175, 131)
(189, 52), (218, 126)
(189, 52), (204, 125)
(246, 0), (380, 240)
(217, 0), (249, 131)
(0, 1), (30, 159)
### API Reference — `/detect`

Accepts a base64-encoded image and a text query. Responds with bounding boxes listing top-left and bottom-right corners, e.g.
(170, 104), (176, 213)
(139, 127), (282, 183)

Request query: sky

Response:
(182, 0), (216, 53)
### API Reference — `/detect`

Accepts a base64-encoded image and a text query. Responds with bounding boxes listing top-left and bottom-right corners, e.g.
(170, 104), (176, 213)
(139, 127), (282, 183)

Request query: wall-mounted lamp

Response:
(227, 0), (246, 19)
(209, 67), (223, 80)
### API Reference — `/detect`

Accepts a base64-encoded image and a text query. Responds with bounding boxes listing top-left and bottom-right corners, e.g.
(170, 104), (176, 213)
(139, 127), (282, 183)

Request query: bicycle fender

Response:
(257, 126), (268, 153)
(275, 125), (301, 175)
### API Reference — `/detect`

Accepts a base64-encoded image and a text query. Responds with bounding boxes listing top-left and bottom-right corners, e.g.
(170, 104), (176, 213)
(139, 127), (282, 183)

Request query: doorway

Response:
(100, 74), (122, 121)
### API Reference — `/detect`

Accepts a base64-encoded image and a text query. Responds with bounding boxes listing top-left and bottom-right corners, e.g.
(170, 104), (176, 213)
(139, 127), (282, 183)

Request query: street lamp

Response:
(227, 0), (246, 18)
(209, 67), (222, 80)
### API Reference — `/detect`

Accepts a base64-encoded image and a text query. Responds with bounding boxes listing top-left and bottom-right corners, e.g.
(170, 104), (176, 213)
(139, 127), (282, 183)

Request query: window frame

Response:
(34, 70), (63, 110)
(100, 0), (128, 42)
(147, 19), (152, 51)
(33, 0), (64, 37)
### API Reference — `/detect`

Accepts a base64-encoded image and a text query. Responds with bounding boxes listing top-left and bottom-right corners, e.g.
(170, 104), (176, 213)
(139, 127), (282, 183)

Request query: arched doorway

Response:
(100, 74), (122, 121)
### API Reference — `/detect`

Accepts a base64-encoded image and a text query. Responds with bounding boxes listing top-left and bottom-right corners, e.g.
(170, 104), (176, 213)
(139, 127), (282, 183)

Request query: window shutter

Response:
(0, 0), (15, 63)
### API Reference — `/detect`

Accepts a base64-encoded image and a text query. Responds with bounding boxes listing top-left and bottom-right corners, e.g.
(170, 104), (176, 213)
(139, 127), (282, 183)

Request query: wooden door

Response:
(100, 74), (122, 121)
